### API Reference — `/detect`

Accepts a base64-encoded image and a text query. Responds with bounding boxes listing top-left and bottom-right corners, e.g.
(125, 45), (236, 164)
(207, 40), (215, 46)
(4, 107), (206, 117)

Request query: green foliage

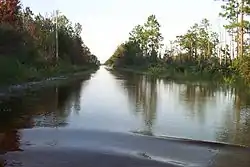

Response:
(216, 0), (250, 83)
(105, 43), (126, 67)
(219, 0), (250, 32)
(105, 40), (146, 68)
(147, 65), (165, 76)
(0, 2), (100, 83)
(175, 19), (219, 59)
(106, 12), (250, 84)
(218, 0), (250, 57)
(106, 16), (232, 81)
(106, 15), (163, 68)
(105, 2), (250, 84)
(129, 15), (164, 56)
(234, 56), (250, 81)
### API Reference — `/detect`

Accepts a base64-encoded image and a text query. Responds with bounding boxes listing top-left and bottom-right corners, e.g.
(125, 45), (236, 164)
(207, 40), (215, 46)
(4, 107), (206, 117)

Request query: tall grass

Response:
(0, 56), (95, 85)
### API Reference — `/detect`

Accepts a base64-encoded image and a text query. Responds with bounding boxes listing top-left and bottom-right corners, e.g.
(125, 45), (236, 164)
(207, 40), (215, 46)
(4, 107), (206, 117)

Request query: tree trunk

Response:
(236, 4), (239, 58)
(239, 0), (244, 57)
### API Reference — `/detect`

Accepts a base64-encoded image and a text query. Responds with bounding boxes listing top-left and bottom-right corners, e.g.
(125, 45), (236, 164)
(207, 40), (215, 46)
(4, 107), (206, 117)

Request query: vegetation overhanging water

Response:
(1, 0), (250, 151)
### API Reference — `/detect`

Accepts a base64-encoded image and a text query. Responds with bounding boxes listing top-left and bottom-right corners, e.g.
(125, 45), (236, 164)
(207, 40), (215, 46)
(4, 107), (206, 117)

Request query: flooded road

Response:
(1, 128), (250, 167)
(1, 66), (250, 147)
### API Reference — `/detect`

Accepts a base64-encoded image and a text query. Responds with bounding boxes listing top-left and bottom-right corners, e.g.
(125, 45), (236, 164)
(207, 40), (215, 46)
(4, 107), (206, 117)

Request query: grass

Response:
(109, 65), (244, 85)
(0, 57), (99, 86)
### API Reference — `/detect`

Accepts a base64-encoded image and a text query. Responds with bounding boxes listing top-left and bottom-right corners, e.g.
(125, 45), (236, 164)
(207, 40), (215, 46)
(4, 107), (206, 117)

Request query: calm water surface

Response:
(1, 66), (250, 146)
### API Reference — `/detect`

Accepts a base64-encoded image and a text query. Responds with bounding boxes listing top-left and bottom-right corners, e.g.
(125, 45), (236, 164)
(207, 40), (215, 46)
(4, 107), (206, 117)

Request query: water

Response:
(1, 66), (250, 147)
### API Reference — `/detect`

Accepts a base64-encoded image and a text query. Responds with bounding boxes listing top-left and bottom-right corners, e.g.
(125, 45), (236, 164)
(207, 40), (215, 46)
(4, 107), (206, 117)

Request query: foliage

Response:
(106, 15), (163, 68)
(147, 65), (165, 76)
(218, 0), (250, 57)
(105, 1), (250, 84)
(217, 0), (250, 82)
(176, 19), (219, 58)
(106, 5), (250, 84)
(0, 0), (100, 83)
(0, 0), (21, 25)
(129, 15), (164, 57)
(106, 16), (233, 81)
(235, 56), (250, 81)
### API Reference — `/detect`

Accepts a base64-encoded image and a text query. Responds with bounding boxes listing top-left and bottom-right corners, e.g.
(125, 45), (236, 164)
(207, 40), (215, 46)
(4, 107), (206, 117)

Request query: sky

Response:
(21, 0), (225, 63)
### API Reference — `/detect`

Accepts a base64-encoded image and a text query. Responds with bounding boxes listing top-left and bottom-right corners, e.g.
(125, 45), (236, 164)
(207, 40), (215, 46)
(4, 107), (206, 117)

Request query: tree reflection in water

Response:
(111, 70), (158, 136)
(111, 70), (250, 146)
(216, 86), (250, 146)
(0, 75), (91, 152)
(1, 69), (250, 149)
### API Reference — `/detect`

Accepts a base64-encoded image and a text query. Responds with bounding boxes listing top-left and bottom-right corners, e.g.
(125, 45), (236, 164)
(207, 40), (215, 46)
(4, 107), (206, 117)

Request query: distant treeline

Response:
(0, 0), (100, 83)
(105, 1), (250, 84)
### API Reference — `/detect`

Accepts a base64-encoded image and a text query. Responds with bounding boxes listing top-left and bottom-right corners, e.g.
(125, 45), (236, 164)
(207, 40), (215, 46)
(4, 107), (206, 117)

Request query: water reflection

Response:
(114, 71), (158, 136)
(216, 87), (250, 146)
(0, 78), (87, 130)
(0, 75), (91, 167)
(0, 75), (91, 152)
(0, 67), (250, 147)
(111, 69), (250, 146)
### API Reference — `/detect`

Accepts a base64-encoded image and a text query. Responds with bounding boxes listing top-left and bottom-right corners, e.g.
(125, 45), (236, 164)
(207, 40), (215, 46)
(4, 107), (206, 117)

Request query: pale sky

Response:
(21, 0), (225, 63)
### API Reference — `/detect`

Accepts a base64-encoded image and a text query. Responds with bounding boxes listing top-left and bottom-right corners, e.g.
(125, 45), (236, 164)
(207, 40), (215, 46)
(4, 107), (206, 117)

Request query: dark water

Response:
(1, 66), (250, 147)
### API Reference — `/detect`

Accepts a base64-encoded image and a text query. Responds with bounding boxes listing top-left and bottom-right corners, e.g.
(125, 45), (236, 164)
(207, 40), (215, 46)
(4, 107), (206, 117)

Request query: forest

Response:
(0, 0), (100, 84)
(105, 0), (250, 84)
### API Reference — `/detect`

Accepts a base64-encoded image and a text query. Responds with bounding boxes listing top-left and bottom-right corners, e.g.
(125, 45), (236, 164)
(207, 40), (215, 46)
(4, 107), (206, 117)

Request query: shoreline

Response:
(0, 67), (98, 100)
(105, 66), (244, 86)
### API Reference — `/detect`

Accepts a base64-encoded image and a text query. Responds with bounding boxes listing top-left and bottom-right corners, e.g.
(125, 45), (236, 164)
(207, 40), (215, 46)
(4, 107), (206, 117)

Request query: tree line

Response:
(105, 0), (250, 83)
(0, 0), (100, 83)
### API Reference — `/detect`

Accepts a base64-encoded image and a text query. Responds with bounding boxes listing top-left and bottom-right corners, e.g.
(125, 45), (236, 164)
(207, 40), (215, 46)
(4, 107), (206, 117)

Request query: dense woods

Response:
(105, 0), (250, 84)
(0, 0), (100, 83)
